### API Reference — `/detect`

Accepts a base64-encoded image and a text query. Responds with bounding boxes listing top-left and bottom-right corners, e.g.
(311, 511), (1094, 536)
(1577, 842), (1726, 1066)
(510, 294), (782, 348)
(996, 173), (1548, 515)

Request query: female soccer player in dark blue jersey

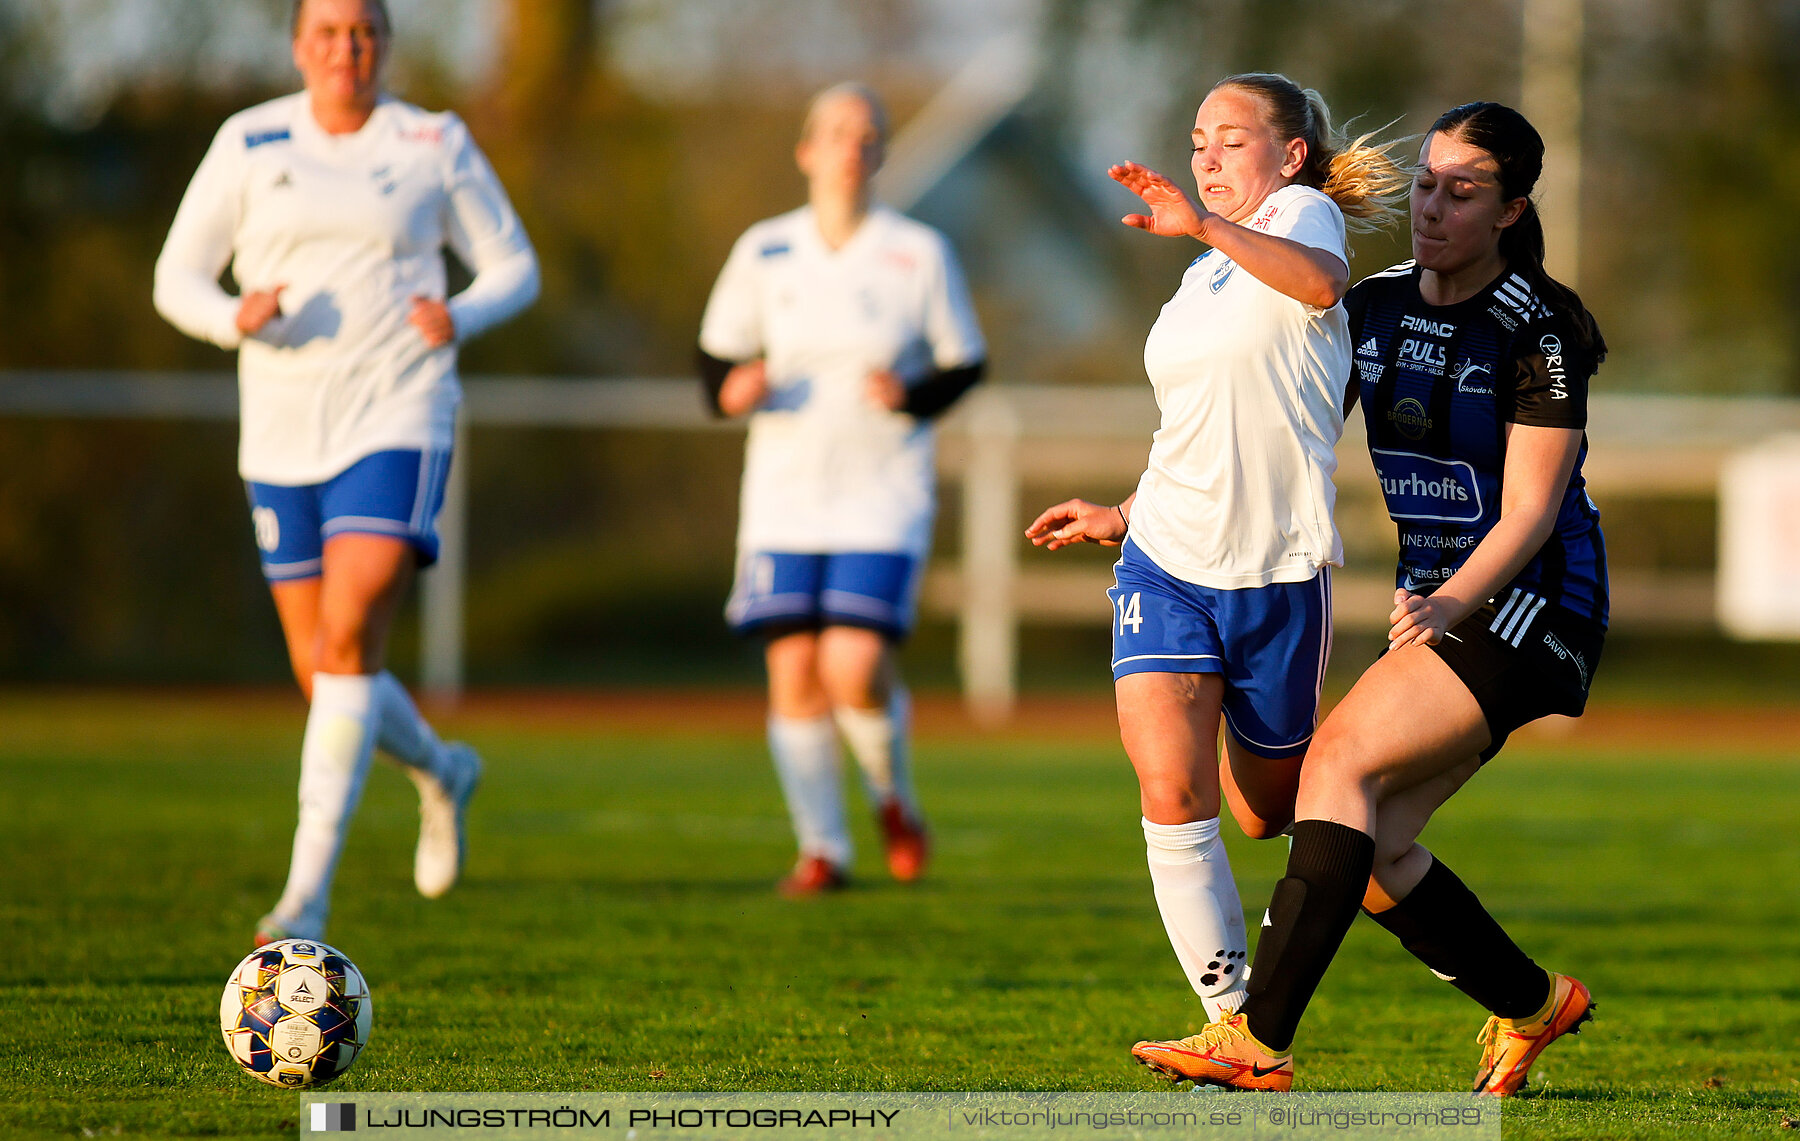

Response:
(1132, 102), (1607, 1094)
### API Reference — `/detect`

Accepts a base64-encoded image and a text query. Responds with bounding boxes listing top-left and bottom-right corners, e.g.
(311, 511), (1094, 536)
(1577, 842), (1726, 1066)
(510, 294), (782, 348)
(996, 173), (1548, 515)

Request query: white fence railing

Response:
(5, 372), (1793, 721)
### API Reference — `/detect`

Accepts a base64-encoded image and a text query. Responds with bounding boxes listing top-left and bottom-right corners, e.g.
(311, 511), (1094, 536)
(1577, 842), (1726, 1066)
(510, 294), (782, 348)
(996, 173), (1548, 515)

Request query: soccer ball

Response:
(219, 939), (372, 1088)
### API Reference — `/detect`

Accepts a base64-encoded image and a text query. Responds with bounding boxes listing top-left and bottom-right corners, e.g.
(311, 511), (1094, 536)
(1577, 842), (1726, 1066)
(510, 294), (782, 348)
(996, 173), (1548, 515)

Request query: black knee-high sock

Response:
(1366, 858), (1551, 1019)
(1238, 820), (1375, 1052)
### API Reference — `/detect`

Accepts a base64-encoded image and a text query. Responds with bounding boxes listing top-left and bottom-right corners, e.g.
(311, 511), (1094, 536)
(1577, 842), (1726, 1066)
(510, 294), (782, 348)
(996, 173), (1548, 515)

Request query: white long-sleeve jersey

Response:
(699, 206), (986, 557)
(154, 92), (539, 485)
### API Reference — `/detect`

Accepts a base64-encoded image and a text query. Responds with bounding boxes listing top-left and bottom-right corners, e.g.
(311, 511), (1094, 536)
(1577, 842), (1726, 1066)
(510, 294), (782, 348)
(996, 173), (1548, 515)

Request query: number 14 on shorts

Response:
(1117, 591), (1145, 633)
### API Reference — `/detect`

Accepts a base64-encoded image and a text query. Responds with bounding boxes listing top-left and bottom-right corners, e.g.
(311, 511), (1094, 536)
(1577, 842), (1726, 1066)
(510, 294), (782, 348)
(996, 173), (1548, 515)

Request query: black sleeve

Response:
(1509, 314), (1593, 429)
(696, 345), (739, 418)
(901, 359), (986, 420)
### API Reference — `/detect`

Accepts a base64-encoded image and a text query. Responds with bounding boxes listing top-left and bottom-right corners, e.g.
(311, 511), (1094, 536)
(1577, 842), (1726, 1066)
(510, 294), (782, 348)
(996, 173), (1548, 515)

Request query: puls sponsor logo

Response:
(1540, 333), (1569, 400)
(1542, 629), (1590, 688)
(1398, 337), (1447, 374)
(1400, 314), (1456, 337)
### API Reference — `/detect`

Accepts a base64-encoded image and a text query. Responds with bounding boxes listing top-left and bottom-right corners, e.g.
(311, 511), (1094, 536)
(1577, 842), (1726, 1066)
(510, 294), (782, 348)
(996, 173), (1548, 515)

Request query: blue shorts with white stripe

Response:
(1106, 538), (1332, 760)
(245, 448), (453, 582)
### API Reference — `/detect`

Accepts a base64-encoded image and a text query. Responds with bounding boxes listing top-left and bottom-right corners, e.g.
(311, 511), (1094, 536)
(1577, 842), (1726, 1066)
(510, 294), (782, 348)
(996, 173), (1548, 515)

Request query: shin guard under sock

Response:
(1239, 820), (1375, 1051)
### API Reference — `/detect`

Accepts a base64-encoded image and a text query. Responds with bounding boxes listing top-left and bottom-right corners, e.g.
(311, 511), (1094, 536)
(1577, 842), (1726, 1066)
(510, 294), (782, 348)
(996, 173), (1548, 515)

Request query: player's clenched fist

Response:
(235, 286), (286, 335)
(717, 359), (770, 418)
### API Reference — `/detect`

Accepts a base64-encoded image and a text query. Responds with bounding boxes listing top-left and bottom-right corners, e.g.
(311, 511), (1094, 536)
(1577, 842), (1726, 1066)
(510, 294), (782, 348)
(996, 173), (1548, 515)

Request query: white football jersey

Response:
(1129, 184), (1352, 589)
(700, 206), (985, 557)
(154, 93), (538, 485)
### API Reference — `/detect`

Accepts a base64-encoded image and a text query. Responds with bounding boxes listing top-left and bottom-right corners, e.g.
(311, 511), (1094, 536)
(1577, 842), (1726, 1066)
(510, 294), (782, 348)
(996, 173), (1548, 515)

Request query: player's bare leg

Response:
(1117, 672), (1251, 1029)
(1221, 733), (1303, 840)
(765, 630), (849, 893)
(819, 626), (926, 881)
(260, 534), (418, 944)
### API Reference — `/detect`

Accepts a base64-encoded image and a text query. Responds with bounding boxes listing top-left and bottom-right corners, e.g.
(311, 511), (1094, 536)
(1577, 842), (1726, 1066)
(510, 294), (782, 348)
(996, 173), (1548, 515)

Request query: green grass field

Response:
(2, 690), (1797, 1139)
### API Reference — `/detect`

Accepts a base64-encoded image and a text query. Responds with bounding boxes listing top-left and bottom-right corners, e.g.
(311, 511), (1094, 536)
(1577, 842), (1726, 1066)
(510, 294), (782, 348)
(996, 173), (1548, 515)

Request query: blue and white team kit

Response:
(152, 92), (538, 584)
(1109, 542), (1331, 760)
(699, 205), (986, 640)
(1107, 184), (1354, 758)
(248, 448), (452, 581)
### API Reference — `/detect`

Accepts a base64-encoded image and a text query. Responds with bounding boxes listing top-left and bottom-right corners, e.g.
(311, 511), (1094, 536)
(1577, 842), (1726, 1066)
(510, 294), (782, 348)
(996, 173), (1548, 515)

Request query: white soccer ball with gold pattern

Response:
(219, 939), (372, 1087)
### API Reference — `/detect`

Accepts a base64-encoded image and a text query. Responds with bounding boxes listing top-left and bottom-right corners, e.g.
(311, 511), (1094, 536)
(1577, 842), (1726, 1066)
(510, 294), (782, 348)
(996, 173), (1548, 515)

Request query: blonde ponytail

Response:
(1318, 127), (1410, 234)
(1214, 73), (1408, 236)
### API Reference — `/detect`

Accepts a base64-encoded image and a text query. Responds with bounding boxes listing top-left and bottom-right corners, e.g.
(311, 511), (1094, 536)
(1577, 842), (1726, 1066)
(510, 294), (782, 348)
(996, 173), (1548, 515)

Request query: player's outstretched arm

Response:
(1109, 161), (1346, 309)
(1026, 495), (1132, 550)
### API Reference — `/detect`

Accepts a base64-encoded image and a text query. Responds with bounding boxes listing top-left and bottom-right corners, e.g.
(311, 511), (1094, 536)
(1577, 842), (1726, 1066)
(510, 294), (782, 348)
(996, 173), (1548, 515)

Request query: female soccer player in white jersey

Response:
(153, 0), (538, 945)
(697, 84), (987, 895)
(1134, 103), (1608, 1094)
(1028, 74), (1403, 1029)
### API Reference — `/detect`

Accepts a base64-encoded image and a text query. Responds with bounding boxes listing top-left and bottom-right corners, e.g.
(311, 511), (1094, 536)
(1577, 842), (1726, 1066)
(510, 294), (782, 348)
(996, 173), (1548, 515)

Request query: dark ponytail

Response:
(1430, 102), (1605, 361)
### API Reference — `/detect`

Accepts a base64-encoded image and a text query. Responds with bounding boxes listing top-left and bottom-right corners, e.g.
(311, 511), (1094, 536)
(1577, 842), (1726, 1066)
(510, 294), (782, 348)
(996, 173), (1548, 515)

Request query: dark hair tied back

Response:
(1430, 102), (1605, 360)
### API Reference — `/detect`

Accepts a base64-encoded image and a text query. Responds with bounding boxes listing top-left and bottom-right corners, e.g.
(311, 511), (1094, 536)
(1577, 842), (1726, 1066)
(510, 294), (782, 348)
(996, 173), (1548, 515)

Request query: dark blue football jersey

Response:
(1346, 262), (1608, 628)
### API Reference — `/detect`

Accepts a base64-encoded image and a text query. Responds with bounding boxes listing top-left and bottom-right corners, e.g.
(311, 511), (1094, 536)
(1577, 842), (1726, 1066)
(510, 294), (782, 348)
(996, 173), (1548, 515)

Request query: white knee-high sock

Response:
(834, 684), (918, 816)
(270, 673), (379, 931)
(371, 670), (445, 778)
(1143, 816), (1249, 1022)
(768, 715), (851, 867)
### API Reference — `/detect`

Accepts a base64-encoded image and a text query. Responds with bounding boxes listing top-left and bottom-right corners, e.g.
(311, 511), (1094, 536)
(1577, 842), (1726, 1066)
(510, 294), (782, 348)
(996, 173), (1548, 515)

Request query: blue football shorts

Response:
(245, 448), (453, 582)
(1107, 538), (1333, 760)
(726, 551), (923, 640)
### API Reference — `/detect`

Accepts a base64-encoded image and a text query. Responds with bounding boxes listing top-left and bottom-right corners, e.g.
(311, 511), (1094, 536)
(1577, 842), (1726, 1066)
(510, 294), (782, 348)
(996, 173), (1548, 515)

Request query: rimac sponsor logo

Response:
(1540, 333), (1570, 400)
(1543, 630), (1590, 688)
(1453, 361), (1494, 394)
(1387, 397), (1432, 439)
(1398, 337), (1447, 374)
(1372, 448), (1484, 522)
(1400, 314), (1456, 337)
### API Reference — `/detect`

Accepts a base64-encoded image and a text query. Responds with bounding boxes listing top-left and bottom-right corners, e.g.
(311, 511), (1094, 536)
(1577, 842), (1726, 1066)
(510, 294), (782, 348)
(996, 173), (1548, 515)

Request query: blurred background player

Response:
(1028, 74), (1402, 1028)
(697, 83), (987, 895)
(1134, 102), (1608, 1093)
(153, 0), (539, 944)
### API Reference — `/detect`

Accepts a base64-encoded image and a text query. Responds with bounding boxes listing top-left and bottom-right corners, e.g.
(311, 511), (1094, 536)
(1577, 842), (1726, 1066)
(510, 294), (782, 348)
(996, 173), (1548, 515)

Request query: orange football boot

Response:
(877, 800), (929, 882)
(778, 855), (848, 897)
(1472, 972), (1594, 1096)
(1132, 1012), (1294, 1091)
